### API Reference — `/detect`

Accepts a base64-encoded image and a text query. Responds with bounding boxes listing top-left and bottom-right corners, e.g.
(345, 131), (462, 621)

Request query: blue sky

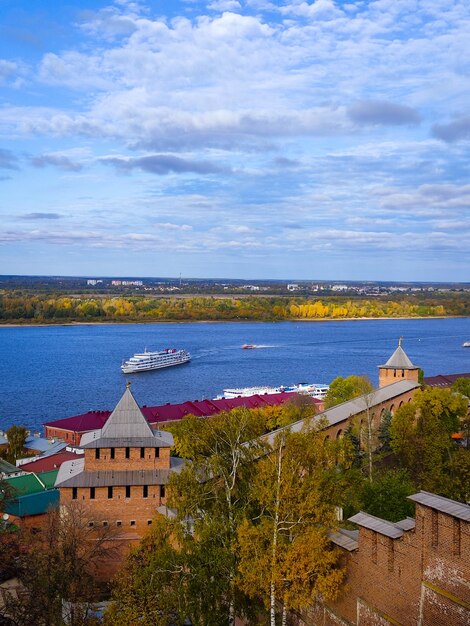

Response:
(0, 0), (469, 281)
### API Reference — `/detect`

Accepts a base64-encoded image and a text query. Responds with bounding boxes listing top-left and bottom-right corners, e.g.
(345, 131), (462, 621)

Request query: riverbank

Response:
(0, 315), (465, 327)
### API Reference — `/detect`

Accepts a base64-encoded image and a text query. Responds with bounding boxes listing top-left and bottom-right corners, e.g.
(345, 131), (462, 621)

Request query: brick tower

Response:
(55, 383), (181, 533)
(378, 337), (420, 388)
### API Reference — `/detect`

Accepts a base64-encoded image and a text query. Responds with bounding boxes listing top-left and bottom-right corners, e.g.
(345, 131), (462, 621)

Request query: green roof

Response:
(5, 471), (59, 496)
(37, 470), (59, 490)
(5, 473), (45, 497)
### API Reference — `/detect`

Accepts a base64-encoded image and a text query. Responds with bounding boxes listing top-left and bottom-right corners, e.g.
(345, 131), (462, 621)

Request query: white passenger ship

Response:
(218, 383), (329, 400)
(121, 348), (191, 374)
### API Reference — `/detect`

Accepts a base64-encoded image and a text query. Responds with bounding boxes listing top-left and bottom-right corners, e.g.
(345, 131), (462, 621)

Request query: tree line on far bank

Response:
(1, 291), (468, 323)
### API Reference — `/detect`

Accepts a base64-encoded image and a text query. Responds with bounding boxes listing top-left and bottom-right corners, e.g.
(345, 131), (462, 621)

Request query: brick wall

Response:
(322, 386), (417, 443)
(84, 445), (171, 471)
(61, 484), (167, 534)
(294, 500), (470, 626)
(379, 367), (419, 389)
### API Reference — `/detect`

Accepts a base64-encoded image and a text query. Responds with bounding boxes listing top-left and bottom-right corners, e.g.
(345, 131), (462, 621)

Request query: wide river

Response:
(0, 318), (469, 433)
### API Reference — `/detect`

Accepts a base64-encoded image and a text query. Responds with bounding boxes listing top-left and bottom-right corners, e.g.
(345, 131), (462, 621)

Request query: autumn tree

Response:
(105, 517), (186, 626)
(237, 419), (349, 625)
(4, 502), (119, 626)
(110, 408), (267, 626)
(390, 387), (468, 494)
(451, 377), (470, 398)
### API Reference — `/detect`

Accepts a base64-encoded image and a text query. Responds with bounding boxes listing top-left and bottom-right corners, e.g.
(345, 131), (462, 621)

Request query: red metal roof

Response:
(18, 450), (84, 473)
(44, 393), (321, 436)
(423, 373), (470, 388)
(44, 411), (110, 432)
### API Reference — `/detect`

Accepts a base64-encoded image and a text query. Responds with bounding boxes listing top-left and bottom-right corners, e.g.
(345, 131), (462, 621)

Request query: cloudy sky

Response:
(1, 0), (469, 281)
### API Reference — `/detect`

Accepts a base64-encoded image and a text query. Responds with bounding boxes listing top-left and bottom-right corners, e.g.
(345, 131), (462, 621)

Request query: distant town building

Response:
(86, 279), (103, 286)
(287, 284), (300, 291)
(111, 280), (143, 287)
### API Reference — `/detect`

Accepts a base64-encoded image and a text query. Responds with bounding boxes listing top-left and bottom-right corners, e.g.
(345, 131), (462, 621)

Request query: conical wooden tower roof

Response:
(101, 383), (154, 439)
(80, 384), (173, 448)
(380, 338), (416, 369)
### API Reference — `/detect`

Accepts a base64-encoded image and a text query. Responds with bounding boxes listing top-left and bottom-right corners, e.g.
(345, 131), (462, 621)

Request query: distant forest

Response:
(1, 291), (469, 323)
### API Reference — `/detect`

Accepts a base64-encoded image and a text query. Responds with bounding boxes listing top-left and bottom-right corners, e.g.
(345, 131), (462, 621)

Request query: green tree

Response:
(390, 387), (468, 493)
(324, 375), (373, 409)
(451, 377), (470, 398)
(378, 409), (393, 452)
(237, 420), (348, 625)
(6, 425), (28, 461)
(359, 469), (415, 522)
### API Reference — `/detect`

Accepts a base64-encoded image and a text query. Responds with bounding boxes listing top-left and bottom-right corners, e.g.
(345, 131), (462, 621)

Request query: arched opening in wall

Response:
(324, 435), (330, 443)
(336, 429), (343, 439)
(398, 401), (404, 408)
(408, 398), (412, 402)
(389, 404), (395, 415)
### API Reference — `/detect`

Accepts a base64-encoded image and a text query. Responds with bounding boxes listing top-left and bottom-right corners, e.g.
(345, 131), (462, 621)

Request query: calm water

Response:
(0, 318), (469, 433)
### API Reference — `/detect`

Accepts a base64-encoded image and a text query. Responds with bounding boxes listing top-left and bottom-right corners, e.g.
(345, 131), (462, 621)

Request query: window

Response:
(140, 447), (145, 458)
(95, 448), (100, 460)
(108, 486), (113, 499)
(72, 487), (78, 500)
(143, 485), (148, 498)
(125, 485), (131, 498)
(88, 521), (94, 528)
(103, 521), (108, 527)
(161, 485), (165, 498)
(393, 369), (396, 377)
(110, 447), (115, 459)
(125, 447), (130, 459)
(116, 520), (122, 527)
(155, 447), (160, 458)
(130, 520), (136, 526)
(90, 487), (95, 500)
(147, 519), (153, 526)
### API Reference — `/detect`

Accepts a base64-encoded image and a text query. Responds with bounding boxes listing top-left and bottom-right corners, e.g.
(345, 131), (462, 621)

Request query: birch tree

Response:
(237, 419), (349, 625)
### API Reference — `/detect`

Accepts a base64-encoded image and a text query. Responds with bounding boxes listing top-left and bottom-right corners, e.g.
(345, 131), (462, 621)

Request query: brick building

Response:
(55, 384), (183, 535)
(44, 392), (318, 445)
(298, 492), (470, 626)
(378, 337), (420, 388)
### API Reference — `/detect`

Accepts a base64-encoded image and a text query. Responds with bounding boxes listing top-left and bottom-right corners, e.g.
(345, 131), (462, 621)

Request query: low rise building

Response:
(44, 392), (312, 445)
